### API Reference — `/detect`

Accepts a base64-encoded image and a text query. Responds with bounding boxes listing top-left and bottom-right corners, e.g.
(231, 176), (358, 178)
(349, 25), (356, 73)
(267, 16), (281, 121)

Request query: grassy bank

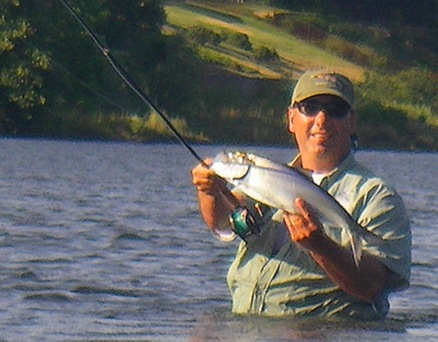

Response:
(162, 0), (437, 151)
(165, 2), (365, 81)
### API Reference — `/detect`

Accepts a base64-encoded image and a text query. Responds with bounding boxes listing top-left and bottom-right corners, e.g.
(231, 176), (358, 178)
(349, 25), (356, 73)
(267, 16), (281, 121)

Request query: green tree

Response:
(0, 0), (50, 132)
(103, 0), (166, 72)
(15, 0), (170, 136)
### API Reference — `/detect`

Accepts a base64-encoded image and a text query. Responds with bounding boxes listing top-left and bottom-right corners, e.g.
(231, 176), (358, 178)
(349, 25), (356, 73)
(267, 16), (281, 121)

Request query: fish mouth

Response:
(211, 152), (251, 180)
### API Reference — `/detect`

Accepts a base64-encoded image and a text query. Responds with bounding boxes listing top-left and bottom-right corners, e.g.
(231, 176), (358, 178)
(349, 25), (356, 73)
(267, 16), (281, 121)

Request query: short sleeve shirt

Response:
(226, 153), (411, 319)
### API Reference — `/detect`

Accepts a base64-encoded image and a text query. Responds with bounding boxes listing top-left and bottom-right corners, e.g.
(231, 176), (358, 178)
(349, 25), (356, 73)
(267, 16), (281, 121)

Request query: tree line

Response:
(224, 0), (436, 27)
(0, 0), (437, 149)
(1, 0), (207, 140)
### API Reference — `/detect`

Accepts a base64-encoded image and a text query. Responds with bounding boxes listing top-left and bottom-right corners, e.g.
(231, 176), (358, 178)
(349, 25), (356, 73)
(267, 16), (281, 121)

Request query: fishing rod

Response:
(59, 1), (285, 243)
(59, 0), (206, 166)
(59, 0), (242, 213)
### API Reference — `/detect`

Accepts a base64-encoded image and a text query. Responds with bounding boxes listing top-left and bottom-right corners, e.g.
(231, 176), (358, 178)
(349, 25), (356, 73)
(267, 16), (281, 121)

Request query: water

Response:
(0, 138), (436, 341)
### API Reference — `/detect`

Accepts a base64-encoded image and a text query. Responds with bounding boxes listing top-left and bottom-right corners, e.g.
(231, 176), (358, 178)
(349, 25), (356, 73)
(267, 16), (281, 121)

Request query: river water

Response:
(0, 138), (436, 341)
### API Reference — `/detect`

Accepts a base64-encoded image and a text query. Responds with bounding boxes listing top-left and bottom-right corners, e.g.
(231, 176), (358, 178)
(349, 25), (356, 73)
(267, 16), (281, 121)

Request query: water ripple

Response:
(0, 139), (436, 340)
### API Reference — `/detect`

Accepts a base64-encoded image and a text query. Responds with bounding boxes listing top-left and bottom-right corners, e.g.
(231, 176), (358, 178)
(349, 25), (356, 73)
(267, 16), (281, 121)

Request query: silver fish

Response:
(210, 151), (381, 267)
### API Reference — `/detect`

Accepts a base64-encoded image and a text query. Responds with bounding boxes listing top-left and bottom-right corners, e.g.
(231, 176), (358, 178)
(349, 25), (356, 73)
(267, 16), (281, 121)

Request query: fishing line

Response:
(59, 0), (242, 212)
(28, 43), (139, 116)
(59, 0), (206, 165)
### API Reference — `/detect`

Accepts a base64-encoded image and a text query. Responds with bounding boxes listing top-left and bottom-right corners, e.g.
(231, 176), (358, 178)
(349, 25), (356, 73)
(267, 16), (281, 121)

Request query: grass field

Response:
(164, 1), (365, 82)
(163, 1), (437, 150)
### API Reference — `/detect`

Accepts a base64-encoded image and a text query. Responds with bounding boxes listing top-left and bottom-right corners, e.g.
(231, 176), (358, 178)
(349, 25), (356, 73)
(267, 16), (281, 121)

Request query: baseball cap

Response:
(291, 70), (355, 108)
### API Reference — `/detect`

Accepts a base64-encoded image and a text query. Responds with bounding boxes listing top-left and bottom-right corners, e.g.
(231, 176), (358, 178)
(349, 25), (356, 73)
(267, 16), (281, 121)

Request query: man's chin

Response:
(312, 143), (331, 155)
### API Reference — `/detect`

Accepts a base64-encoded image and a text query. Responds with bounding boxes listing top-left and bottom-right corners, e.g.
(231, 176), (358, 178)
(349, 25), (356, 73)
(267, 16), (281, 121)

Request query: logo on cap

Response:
(313, 73), (345, 90)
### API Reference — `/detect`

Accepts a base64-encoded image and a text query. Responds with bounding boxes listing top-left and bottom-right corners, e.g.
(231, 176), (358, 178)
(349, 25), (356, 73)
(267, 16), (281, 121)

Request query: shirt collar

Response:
(288, 151), (356, 181)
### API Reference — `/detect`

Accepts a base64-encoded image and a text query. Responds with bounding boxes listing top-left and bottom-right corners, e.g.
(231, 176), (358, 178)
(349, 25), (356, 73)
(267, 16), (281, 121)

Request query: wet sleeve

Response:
(358, 184), (412, 292)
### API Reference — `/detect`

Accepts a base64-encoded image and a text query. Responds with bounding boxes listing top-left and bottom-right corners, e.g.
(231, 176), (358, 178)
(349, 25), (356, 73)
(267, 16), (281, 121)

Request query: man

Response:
(191, 70), (411, 319)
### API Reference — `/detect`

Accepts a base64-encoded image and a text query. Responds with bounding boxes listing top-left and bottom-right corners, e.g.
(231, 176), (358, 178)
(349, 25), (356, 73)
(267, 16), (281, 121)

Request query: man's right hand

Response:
(191, 159), (228, 195)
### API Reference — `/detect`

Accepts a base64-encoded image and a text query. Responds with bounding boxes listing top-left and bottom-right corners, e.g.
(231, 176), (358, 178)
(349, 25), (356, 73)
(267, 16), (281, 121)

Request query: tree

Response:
(102, 0), (166, 71)
(0, 0), (50, 132)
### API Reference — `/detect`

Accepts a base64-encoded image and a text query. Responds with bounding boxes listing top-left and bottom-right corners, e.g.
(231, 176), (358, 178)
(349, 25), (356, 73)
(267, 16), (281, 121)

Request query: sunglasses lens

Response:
(327, 102), (350, 118)
(297, 100), (350, 119)
(298, 102), (319, 116)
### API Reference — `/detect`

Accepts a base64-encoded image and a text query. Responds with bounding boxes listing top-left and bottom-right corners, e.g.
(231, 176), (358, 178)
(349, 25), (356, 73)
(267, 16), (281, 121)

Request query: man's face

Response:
(287, 95), (357, 160)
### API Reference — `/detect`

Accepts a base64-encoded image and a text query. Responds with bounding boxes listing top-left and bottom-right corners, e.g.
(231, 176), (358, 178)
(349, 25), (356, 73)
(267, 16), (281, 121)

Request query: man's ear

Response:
(287, 107), (295, 134)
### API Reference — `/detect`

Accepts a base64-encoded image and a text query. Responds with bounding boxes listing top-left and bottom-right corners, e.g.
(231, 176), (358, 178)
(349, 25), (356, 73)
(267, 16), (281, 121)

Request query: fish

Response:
(210, 151), (382, 267)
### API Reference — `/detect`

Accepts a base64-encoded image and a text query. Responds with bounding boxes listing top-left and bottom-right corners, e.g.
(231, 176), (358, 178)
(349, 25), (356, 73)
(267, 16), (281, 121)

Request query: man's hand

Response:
(283, 198), (323, 248)
(191, 159), (227, 195)
(191, 159), (240, 230)
(283, 199), (389, 303)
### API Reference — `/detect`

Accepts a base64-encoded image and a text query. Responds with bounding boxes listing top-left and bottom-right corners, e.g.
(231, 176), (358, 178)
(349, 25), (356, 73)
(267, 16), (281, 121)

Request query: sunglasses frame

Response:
(293, 99), (351, 119)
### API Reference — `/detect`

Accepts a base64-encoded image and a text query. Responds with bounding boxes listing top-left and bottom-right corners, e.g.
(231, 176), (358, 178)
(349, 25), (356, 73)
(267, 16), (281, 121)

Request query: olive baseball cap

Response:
(291, 70), (355, 107)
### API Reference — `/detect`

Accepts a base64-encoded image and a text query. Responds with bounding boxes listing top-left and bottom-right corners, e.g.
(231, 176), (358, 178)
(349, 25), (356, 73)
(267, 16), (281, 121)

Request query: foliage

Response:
(198, 47), (238, 68)
(354, 69), (438, 150)
(0, 0), (206, 139)
(223, 31), (252, 50)
(263, 3), (436, 72)
(323, 36), (388, 69)
(143, 112), (190, 137)
(0, 0), (51, 132)
(253, 46), (279, 62)
(358, 69), (437, 115)
(266, 0), (436, 28)
(270, 12), (327, 42)
(185, 25), (223, 46)
(0, 0), (437, 151)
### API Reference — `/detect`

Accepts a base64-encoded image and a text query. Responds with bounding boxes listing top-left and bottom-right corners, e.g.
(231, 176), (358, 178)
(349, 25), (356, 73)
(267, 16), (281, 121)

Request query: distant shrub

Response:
(186, 26), (223, 46)
(328, 22), (383, 44)
(128, 115), (146, 135)
(393, 69), (438, 108)
(253, 46), (279, 62)
(197, 47), (238, 68)
(270, 13), (327, 42)
(323, 36), (387, 68)
(144, 112), (189, 136)
(358, 101), (407, 129)
(224, 31), (252, 50)
(360, 69), (437, 110)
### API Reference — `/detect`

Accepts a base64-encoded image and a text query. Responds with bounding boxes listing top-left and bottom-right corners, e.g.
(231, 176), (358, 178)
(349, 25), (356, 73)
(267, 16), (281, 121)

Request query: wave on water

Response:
(23, 292), (74, 302)
(70, 285), (144, 298)
(0, 140), (437, 341)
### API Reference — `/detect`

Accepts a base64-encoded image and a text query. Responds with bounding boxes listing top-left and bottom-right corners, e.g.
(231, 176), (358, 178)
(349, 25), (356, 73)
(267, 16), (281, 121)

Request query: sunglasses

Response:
(294, 99), (351, 119)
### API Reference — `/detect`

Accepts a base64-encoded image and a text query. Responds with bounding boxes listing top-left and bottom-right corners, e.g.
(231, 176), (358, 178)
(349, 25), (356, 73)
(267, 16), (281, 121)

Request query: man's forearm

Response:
(197, 188), (240, 231)
(306, 231), (389, 302)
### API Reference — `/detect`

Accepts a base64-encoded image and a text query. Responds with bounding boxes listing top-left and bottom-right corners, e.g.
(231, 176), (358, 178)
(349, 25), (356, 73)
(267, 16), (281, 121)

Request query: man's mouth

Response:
(311, 131), (329, 139)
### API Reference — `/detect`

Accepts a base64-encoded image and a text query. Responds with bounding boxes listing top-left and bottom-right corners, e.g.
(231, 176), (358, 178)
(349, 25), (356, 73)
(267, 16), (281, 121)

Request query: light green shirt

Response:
(226, 153), (411, 319)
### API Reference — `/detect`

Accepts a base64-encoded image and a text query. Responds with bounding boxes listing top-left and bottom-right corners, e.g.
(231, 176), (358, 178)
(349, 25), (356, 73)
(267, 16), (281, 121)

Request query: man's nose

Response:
(314, 110), (328, 124)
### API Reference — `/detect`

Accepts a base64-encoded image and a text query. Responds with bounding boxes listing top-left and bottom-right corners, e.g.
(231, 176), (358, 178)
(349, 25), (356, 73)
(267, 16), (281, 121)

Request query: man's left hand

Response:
(283, 198), (323, 248)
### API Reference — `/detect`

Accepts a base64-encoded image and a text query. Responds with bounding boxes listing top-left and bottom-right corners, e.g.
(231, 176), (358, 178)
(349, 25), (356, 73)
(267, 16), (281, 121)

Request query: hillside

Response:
(165, 1), (365, 81)
(163, 0), (438, 150)
(2, 1), (436, 151)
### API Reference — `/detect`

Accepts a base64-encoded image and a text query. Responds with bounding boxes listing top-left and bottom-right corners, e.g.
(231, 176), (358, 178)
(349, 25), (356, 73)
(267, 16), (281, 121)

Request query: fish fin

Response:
(346, 229), (363, 268)
(352, 235), (363, 268)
